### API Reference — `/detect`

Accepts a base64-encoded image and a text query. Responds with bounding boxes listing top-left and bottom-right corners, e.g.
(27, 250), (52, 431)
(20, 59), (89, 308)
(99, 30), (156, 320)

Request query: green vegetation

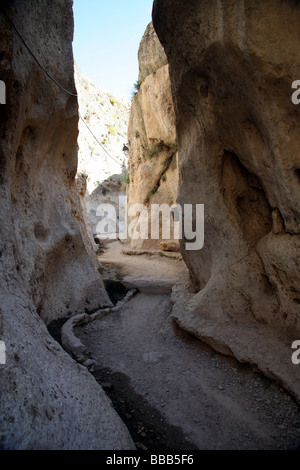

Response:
(144, 184), (159, 203)
(144, 152), (176, 204)
(145, 142), (164, 159)
(133, 79), (143, 93)
(118, 168), (130, 190)
(145, 141), (177, 160)
(135, 130), (140, 138)
(109, 97), (116, 106)
(88, 144), (95, 155)
(168, 142), (178, 150)
(108, 126), (116, 135)
(84, 104), (91, 120)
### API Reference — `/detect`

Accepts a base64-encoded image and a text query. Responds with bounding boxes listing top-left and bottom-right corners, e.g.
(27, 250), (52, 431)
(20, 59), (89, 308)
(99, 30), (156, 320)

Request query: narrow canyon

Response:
(0, 0), (299, 451)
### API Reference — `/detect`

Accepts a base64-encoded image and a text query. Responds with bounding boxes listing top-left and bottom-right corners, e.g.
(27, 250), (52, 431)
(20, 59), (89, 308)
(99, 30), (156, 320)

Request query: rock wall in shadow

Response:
(0, 0), (134, 449)
(153, 0), (300, 401)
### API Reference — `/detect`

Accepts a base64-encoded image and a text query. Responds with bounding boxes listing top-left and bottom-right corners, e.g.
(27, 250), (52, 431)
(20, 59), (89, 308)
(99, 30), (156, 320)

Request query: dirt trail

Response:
(76, 241), (300, 450)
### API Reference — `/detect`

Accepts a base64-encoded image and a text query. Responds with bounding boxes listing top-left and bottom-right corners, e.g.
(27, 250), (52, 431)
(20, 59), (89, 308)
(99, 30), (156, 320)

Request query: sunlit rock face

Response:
(128, 23), (178, 252)
(153, 0), (300, 400)
(0, 0), (134, 450)
(138, 21), (168, 83)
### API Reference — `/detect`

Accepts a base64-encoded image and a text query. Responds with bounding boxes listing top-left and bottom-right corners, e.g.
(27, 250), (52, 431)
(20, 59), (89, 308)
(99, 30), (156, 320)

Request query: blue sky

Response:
(73, 0), (153, 101)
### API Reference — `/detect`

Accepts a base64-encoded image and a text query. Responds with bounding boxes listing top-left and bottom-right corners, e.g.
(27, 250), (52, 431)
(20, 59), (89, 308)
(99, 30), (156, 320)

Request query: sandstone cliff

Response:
(0, 0), (134, 449)
(153, 0), (300, 400)
(128, 22), (178, 252)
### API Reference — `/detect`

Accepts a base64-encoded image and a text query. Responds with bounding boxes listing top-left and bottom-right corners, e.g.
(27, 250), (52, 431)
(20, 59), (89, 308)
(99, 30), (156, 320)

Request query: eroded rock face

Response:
(0, 1), (112, 324)
(138, 22), (168, 83)
(153, 0), (300, 399)
(75, 64), (130, 194)
(0, 0), (134, 449)
(128, 24), (178, 252)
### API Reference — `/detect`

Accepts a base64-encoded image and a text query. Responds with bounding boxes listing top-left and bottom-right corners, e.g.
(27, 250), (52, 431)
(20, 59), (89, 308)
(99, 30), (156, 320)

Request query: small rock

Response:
(82, 359), (96, 369)
(100, 382), (113, 390)
(278, 424), (286, 430)
(135, 442), (148, 451)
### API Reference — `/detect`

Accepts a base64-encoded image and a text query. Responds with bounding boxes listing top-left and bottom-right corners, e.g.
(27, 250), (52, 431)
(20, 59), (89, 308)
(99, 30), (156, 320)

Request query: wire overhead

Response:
(79, 113), (122, 166)
(0, 5), (123, 167)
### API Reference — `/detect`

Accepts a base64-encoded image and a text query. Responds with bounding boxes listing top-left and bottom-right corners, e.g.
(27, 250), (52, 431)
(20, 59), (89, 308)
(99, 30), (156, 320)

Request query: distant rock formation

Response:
(0, 0), (134, 449)
(75, 66), (129, 245)
(75, 64), (130, 194)
(153, 0), (300, 401)
(128, 22), (179, 252)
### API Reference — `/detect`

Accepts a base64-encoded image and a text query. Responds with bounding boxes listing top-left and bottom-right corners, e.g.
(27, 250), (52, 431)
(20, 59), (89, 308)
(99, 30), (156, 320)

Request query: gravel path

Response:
(75, 242), (300, 450)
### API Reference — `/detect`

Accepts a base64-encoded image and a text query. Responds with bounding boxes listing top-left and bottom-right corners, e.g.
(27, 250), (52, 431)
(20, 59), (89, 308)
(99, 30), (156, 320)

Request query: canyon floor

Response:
(74, 241), (300, 450)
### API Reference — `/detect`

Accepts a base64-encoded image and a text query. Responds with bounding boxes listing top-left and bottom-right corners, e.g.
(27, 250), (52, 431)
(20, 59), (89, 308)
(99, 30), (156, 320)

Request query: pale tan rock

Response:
(128, 23), (178, 252)
(153, 0), (300, 400)
(160, 241), (179, 252)
(138, 22), (168, 84)
(75, 64), (130, 194)
(0, 0), (134, 450)
(272, 209), (285, 235)
(128, 61), (178, 251)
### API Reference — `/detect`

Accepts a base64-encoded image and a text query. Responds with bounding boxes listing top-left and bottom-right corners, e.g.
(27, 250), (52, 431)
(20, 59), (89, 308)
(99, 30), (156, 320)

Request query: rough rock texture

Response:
(128, 23), (178, 252)
(138, 22), (168, 84)
(0, 0), (134, 449)
(75, 64), (130, 194)
(86, 174), (126, 239)
(0, 1), (112, 324)
(75, 65), (130, 247)
(153, 0), (300, 400)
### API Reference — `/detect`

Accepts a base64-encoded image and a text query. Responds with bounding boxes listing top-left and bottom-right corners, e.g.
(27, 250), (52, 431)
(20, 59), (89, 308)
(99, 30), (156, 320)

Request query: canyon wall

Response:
(75, 64), (130, 194)
(153, 0), (300, 399)
(127, 23), (179, 252)
(0, 0), (134, 449)
(75, 65), (129, 244)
